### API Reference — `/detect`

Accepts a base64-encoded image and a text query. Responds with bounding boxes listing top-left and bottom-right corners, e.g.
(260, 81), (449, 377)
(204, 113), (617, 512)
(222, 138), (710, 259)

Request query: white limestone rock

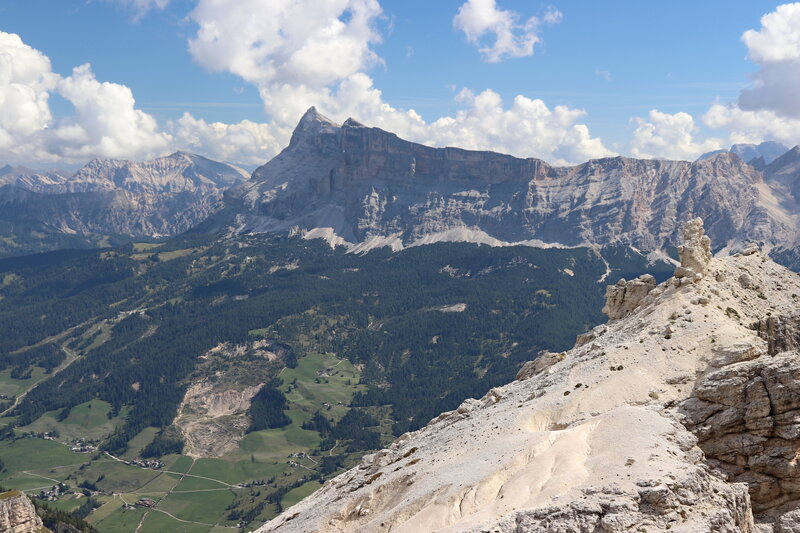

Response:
(602, 274), (657, 320)
(0, 491), (44, 533)
(675, 217), (713, 280)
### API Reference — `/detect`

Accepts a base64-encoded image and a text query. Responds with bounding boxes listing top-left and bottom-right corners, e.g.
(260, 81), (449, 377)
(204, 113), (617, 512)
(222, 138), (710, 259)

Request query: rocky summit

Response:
(208, 108), (799, 264)
(257, 218), (800, 532)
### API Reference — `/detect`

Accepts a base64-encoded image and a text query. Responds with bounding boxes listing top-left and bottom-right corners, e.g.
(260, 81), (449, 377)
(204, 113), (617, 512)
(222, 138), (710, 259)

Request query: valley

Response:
(0, 232), (670, 530)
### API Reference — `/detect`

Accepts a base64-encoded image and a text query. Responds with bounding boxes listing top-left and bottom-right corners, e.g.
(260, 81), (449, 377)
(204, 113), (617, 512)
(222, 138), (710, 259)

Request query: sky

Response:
(1, 0), (799, 168)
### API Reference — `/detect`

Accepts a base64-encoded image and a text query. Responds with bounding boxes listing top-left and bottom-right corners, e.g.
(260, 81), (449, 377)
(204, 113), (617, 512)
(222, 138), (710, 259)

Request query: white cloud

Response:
(2, 2), (610, 167)
(0, 32), (56, 152)
(453, 0), (561, 63)
(0, 31), (170, 165)
(48, 64), (171, 160)
(625, 3), (800, 156)
(188, 0), (382, 91)
(703, 103), (800, 146)
(737, 3), (800, 119)
(630, 110), (722, 161)
(171, 113), (287, 165)
(742, 3), (800, 63)
(179, 0), (606, 165)
(424, 89), (613, 164)
(596, 69), (611, 81)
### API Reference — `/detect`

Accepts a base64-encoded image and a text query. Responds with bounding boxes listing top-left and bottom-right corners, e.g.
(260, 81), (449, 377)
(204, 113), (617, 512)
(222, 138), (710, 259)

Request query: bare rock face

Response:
(753, 315), (800, 355)
(675, 217), (713, 280)
(602, 274), (657, 320)
(682, 352), (800, 514)
(0, 490), (44, 533)
(173, 379), (263, 458)
(515, 350), (564, 380)
(208, 108), (799, 263)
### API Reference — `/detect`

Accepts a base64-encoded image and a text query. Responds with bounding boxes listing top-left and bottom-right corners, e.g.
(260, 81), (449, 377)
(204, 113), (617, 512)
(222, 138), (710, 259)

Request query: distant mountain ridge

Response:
(697, 140), (789, 166)
(205, 107), (800, 267)
(0, 152), (249, 255)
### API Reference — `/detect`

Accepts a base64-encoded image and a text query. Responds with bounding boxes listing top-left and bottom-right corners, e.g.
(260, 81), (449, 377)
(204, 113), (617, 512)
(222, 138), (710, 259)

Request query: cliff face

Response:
(0, 491), (44, 533)
(0, 152), (248, 238)
(257, 219), (800, 532)
(211, 108), (797, 261)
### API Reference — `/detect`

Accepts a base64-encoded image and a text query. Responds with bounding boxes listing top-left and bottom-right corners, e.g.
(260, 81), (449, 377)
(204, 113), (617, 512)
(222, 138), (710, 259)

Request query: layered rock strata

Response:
(208, 108), (798, 262)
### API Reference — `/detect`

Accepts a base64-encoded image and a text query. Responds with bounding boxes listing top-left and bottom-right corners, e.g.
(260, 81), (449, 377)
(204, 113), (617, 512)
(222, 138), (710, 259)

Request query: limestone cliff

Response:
(256, 219), (800, 532)
(0, 490), (45, 533)
(207, 108), (798, 264)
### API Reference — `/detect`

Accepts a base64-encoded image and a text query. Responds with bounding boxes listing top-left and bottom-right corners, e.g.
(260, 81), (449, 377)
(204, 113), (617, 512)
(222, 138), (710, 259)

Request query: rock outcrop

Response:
(675, 217), (713, 280)
(256, 219), (800, 532)
(205, 108), (799, 265)
(754, 315), (800, 355)
(602, 274), (657, 320)
(0, 490), (44, 533)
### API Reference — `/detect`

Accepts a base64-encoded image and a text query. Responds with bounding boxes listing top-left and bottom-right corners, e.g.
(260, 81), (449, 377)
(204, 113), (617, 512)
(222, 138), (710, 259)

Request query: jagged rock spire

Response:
(675, 217), (712, 281)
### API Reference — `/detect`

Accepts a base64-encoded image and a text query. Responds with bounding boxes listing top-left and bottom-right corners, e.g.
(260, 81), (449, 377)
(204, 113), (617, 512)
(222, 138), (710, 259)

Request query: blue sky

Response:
(0, 0), (798, 166)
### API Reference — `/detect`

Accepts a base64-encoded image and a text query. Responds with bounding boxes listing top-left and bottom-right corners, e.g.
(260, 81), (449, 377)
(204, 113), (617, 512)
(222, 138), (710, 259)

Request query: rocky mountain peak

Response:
(766, 145), (800, 174)
(257, 219), (800, 532)
(289, 106), (340, 147)
(342, 117), (366, 128)
(0, 152), (249, 243)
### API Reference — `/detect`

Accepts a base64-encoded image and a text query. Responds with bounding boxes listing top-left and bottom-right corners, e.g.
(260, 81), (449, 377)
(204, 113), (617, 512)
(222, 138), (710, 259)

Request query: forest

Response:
(0, 231), (673, 455)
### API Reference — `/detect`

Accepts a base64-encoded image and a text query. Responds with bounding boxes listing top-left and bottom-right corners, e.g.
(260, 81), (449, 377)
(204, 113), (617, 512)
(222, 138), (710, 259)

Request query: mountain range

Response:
(0, 152), (248, 256)
(2, 109), (800, 272)
(697, 140), (790, 167)
(2, 108), (800, 531)
(205, 107), (800, 269)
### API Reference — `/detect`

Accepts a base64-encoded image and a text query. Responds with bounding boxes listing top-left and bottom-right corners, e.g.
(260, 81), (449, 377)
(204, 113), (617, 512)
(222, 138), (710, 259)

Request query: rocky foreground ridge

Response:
(0, 151), (248, 238)
(209, 108), (800, 265)
(258, 219), (800, 532)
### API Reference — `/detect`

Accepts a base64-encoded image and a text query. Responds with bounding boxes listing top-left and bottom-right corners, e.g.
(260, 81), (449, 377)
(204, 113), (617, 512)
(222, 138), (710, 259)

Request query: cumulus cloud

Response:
(738, 3), (800, 119)
(188, 0), (382, 97)
(179, 0), (607, 164)
(453, 0), (561, 62)
(0, 32), (56, 154)
(425, 89), (612, 164)
(703, 103), (800, 146)
(170, 75), (613, 165)
(171, 113), (288, 165)
(48, 64), (171, 160)
(630, 110), (722, 161)
(2, 2), (610, 167)
(0, 31), (170, 164)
